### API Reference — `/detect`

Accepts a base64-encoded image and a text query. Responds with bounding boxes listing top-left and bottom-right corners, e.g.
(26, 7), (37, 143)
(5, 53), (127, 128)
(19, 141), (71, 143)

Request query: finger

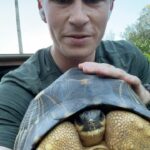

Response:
(78, 62), (141, 86)
(78, 62), (116, 75)
(79, 62), (125, 78)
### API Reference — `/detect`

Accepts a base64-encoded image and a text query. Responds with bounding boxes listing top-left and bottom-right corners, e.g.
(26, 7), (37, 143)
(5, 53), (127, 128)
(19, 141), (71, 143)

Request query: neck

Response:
(50, 46), (95, 72)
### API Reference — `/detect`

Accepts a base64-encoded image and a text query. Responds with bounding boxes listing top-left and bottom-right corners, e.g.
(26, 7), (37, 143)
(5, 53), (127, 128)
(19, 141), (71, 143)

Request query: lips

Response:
(66, 34), (91, 38)
(64, 34), (92, 46)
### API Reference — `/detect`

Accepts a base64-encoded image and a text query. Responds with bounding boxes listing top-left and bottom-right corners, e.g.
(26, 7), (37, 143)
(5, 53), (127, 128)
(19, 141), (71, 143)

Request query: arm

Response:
(0, 82), (34, 149)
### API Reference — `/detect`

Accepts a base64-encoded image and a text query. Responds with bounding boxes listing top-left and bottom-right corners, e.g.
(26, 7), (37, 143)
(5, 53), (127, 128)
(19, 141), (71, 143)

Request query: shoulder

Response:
(96, 40), (141, 65)
(1, 47), (50, 94)
(100, 40), (140, 55)
(96, 40), (145, 64)
(24, 47), (49, 66)
(96, 40), (150, 83)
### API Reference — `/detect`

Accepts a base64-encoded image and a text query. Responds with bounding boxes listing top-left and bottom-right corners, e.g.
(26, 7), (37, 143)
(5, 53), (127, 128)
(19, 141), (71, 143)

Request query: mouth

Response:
(64, 34), (92, 46)
(66, 34), (91, 38)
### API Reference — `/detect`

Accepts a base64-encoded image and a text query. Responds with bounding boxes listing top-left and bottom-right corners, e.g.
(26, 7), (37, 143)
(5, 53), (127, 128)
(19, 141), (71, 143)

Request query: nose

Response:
(68, 1), (89, 28)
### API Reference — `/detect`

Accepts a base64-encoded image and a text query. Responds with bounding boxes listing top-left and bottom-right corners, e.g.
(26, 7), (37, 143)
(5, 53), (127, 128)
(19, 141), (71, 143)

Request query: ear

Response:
(110, 0), (114, 11)
(38, 0), (47, 23)
(39, 8), (47, 23)
(108, 0), (114, 19)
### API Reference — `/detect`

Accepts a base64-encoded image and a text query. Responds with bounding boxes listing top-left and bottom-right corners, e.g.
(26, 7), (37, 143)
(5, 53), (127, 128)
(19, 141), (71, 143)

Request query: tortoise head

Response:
(74, 109), (105, 146)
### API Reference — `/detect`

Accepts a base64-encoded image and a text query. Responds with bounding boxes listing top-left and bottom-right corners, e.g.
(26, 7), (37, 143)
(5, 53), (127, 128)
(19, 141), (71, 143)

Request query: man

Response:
(0, 0), (150, 149)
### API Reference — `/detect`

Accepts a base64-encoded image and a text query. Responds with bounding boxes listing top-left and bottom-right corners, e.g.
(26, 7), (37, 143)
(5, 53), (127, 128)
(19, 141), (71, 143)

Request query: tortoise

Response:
(14, 68), (150, 150)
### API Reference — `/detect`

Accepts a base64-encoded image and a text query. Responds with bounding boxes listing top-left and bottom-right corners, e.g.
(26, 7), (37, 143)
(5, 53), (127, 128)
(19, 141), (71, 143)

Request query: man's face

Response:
(41, 0), (113, 61)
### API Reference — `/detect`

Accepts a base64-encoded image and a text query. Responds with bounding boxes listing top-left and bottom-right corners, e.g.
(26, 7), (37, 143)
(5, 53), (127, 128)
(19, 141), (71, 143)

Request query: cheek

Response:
(90, 10), (110, 43)
(46, 9), (65, 35)
(46, 12), (65, 49)
(45, 11), (60, 37)
(94, 10), (110, 32)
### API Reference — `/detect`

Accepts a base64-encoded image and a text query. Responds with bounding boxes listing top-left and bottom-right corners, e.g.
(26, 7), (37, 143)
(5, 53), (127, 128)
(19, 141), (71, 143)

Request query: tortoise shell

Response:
(14, 68), (150, 150)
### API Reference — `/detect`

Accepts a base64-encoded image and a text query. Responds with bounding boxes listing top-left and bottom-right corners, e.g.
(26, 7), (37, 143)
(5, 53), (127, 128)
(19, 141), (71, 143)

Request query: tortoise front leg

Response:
(37, 121), (109, 150)
(105, 110), (150, 150)
(37, 121), (83, 150)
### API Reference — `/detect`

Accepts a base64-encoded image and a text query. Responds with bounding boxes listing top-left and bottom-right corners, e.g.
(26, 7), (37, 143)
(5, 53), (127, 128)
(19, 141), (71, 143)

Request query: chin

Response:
(64, 48), (95, 61)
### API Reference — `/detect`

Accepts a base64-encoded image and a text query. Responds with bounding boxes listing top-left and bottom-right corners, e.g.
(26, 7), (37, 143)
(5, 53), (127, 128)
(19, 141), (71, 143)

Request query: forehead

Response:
(38, 0), (113, 3)
(38, 0), (114, 14)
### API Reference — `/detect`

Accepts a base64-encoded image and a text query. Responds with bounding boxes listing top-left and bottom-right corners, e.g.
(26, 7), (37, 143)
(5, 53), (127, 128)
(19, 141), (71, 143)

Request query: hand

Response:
(78, 62), (150, 105)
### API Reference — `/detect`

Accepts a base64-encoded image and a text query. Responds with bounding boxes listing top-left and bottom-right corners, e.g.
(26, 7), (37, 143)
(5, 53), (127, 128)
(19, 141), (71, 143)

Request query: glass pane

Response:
(0, 0), (18, 54)
(19, 0), (53, 54)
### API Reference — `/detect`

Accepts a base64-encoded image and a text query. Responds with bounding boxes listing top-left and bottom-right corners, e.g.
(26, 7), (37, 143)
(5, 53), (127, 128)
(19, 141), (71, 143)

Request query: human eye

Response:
(51, 0), (72, 5)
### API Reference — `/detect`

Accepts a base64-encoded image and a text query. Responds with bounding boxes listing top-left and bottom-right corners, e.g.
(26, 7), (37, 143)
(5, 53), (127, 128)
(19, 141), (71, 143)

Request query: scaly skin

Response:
(37, 121), (108, 150)
(37, 111), (150, 150)
(37, 122), (83, 150)
(105, 111), (150, 150)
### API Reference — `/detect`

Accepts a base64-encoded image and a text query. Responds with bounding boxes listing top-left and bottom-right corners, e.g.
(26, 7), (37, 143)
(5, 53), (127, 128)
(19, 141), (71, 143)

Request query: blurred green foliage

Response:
(123, 5), (150, 61)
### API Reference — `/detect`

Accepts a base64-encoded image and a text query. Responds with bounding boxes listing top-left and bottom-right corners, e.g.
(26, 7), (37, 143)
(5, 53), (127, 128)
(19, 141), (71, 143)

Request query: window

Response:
(0, 0), (52, 54)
